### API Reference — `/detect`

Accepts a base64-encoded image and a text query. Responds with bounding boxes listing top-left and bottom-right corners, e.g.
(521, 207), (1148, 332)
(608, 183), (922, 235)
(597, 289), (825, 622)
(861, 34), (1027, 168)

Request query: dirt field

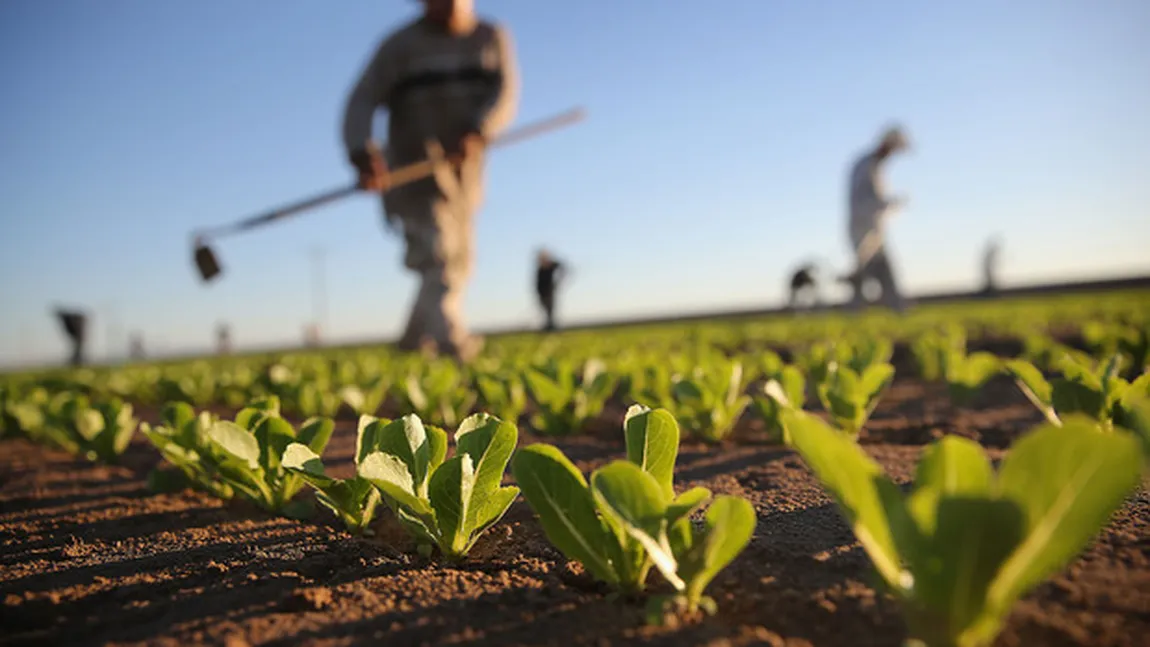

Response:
(2, 370), (1147, 647)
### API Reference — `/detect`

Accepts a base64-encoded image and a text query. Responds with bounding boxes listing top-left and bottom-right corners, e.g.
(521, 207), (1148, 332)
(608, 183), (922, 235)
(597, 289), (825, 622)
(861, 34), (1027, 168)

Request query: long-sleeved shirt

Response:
(342, 16), (519, 213)
(847, 150), (899, 255)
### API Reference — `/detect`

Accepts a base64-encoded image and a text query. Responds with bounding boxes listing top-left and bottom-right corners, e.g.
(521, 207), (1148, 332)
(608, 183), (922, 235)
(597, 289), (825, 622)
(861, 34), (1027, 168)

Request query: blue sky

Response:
(1, 0), (1148, 366)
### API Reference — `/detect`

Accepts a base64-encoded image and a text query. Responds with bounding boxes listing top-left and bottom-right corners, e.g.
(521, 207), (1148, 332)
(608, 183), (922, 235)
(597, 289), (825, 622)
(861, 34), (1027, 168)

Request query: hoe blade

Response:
(194, 242), (222, 282)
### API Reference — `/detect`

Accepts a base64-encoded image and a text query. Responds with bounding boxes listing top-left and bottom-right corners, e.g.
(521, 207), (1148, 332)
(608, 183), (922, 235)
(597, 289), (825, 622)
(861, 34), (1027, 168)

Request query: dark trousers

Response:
(538, 291), (556, 331)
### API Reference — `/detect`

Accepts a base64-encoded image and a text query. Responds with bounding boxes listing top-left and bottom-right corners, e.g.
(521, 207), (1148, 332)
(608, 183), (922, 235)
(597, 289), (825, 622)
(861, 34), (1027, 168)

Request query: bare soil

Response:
(1, 374), (1147, 647)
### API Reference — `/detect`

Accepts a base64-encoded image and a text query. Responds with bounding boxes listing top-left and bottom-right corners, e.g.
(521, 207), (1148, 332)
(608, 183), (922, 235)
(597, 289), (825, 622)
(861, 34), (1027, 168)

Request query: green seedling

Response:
(171, 396), (335, 516)
(524, 358), (617, 436)
(668, 357), (752, 443)
(944, 350), (1001, 407)
(785, 409), (1142, 647)
(750, 365), (805, 445)
(815, 361), (895, 436)
(475, 371), (528, 424)
(358, 413), (519, 560)
(282, 415), (385, 535)
(513, 405), (755, 621)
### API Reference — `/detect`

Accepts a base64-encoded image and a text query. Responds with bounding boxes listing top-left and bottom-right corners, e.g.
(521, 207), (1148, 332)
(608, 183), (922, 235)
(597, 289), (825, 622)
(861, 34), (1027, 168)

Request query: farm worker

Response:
(341, 0), (520, 361)
(843, 125), (911, 312)
(53, 308), (87, 367)
(535, 248), (567, 332)
(981, 236), (1002, 296)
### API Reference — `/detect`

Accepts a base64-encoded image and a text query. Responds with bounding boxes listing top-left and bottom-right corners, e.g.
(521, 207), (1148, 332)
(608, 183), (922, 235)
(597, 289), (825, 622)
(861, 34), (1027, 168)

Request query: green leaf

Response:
(359, 451), (433, 517)
(429, 454), (477, 557)
(623, 405), (680, 500)
(375, 415), (432, 494)
(297, 417), (335, 455)
(1050, 379), (1106, 421)
(784, 410), (908, 591)
(906, 498), (1026, 647)
(908, 436), (995, 534)
(207, 421), (260, 470)
(74, 408), (105, 442)
(511, 444), (619, 585)
(255, 416), (297, 473)
(455, 413), (517, 533)
(666, 486), (713, 556)
(679, 496), (757, 608)
(989, 418), (1143, 616)
(591, 460), (678, 589)
(282, 443), (337, 488)
(1004, 359), (1059, 425)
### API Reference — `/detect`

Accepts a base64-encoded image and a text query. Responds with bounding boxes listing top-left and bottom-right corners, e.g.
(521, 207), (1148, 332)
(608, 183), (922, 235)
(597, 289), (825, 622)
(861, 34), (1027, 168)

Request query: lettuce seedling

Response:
(282, 415), (384, 535)
(785, 409), (1142, 647)
(401, 361), (478, 428)
(524, 358), (618, 436)
(814, 361), (895, 436)
(1004, 354), (1148, 436)
(750, 365), (805, 444)
(669, 358), (752, 443)
(513, 405), (756, 620)
(944, 350), (1001, 407)
(358, 413), (519, 560)
(141, 401), (235, 499)
(339, 375), (390, 417)
(475, 371), (527, 425)
(200, 398), (335, 516)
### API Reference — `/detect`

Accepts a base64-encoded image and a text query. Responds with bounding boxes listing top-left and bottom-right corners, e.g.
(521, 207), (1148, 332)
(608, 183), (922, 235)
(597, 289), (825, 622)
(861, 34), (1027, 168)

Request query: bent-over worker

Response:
(843, 126), (911, 312)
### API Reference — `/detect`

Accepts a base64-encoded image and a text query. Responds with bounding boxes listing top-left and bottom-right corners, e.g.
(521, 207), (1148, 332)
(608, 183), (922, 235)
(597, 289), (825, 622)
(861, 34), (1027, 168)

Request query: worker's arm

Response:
(341, 35), (400, 167)
(472, 24), (520, 141)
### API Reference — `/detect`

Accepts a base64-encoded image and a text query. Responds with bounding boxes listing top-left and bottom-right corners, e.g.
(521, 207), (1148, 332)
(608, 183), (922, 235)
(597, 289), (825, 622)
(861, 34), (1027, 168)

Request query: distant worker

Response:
(129, 333), (146, 361)
(341, 0), (520, 362)
(842, 125), (911, 312)
(216, 323), (232, 355)
(981, 236), (1002, 296)
(535, 249), (567, 331)
(787, 262), (821, 310)
(53, 308), (88, 367)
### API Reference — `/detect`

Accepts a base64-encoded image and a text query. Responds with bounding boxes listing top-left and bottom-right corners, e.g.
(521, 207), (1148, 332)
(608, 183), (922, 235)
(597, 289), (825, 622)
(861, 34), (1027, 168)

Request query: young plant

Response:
(1004, 353), (1147, 433)
(944, 350), (1001, 407)
(357, 413), (519, 560)
(281, 416), (384, 535)
(401, 361), (478, 428)
(195, 396), (334, 516)
(475, 371), (528, 425)
(668, 357), (753, 443)
(339, 375), (390, 418)
(513, 406), (756, 619)
(68, 397), (139, 463)
(524, 358), (618, 436)
(141, 401), (235, 499)
(750, 365), (805, 444)
(784, 409), (1142, 647)
(814, 361), (895, 436)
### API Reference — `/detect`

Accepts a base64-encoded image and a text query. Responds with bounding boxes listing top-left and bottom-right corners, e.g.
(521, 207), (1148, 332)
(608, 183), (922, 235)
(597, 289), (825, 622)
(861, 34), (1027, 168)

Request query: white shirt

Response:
(847, 150), (900, 257)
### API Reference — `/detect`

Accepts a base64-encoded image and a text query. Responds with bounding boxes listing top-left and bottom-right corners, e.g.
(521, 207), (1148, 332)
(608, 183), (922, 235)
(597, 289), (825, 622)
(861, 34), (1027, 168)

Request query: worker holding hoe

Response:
(842, 126), (911, 312)
(342, 0), (519, 361)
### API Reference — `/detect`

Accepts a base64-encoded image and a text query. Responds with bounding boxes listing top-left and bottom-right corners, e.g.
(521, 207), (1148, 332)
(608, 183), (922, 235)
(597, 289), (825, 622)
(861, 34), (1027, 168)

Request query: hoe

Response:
(192, 107), (586, 283)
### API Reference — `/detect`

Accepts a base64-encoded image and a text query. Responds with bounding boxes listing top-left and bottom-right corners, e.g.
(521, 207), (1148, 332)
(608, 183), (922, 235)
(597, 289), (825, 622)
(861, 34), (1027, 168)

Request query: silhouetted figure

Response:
(129, 333), (146, 361)
(54, 309), (88, 367)
(981, 237), (1002, 297)
(844, 125), (911, 312)
(216, 323), (232, 355)
(788, 263), (821, 310)
(535, 249), (567, 332)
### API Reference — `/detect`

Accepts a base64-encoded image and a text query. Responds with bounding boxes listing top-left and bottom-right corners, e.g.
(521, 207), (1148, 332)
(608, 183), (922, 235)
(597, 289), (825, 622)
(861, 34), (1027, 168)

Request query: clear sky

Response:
(1, 0), (1148, 366)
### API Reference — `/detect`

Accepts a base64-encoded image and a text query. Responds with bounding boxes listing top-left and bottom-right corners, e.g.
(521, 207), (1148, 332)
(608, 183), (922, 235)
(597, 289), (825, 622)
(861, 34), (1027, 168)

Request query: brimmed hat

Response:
(879, 125), (910, 151)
